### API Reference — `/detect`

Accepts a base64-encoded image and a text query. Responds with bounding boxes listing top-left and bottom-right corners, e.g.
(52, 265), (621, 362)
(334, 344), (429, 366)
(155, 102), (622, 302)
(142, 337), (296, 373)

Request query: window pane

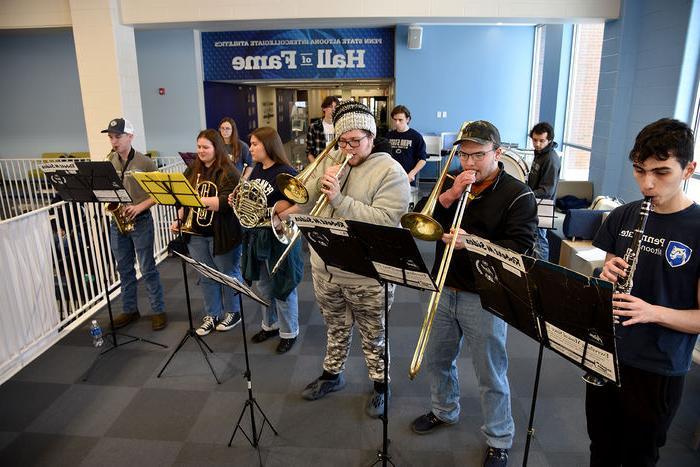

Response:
(561, 23), (604, 179)
(687, 177), (700, 203)
(561, 145), (591, 181)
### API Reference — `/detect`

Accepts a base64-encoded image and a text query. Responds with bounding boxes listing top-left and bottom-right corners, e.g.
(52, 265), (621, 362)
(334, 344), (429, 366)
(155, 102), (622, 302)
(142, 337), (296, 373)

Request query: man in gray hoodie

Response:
(288, 101), (410, 417)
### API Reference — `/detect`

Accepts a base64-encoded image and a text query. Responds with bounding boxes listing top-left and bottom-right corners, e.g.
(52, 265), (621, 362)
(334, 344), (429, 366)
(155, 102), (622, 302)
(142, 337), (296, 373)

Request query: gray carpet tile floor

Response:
(2, 239), (700, 466)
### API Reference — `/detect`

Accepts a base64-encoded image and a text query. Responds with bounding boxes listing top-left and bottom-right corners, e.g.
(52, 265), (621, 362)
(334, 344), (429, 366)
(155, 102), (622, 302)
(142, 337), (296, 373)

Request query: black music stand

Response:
(291, 214), (438, 467)
(129, 172), (223, 382)
(463, 234), (616, 466)
(167, 252), (278, 458)
(42, 160), (168, 381)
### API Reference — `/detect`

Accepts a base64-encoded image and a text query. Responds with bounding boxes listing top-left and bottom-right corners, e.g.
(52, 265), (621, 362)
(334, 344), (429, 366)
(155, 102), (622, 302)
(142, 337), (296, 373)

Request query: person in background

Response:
(219, 117), (253, 180)
(386, 105), (427, 208)
(587, 118), (700, 467)
(102, 117), (167, 331)
(236, 126), (303, 354)
(170, 129), (243, 336)
(526, 121), (561, 261)
(306, 96), (340, 163)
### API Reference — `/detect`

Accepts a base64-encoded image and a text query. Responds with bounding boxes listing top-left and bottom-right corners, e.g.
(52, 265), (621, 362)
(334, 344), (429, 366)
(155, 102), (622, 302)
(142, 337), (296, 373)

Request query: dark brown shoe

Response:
(151, 313), (167, 331)
(113, 312), (140, 329)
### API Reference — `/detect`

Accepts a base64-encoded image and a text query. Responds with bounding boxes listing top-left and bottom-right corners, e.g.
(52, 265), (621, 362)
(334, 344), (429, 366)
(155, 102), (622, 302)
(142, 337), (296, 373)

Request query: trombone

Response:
(403, 122), (473, 380)
(270, 152), (353, 276)
(277, 136), (340, 205)
(400, 122), (469, 241)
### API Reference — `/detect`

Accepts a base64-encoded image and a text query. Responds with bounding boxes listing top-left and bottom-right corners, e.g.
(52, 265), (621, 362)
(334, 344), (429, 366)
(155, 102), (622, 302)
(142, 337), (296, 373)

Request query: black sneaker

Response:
(301, 373), (346, 400)
(276, 337), (296, 354)
(215, 312), (241, 332)
(251, 328), (279, 343)
(196, 316), (215, 336)
(483, 447), (508, 467)
(411, 412), (453, 434)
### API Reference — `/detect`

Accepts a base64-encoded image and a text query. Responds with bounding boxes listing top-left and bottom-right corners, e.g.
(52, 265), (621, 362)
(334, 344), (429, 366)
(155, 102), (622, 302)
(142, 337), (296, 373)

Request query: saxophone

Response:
(105, 151), (136, 235)
(582, 196), (653, 386)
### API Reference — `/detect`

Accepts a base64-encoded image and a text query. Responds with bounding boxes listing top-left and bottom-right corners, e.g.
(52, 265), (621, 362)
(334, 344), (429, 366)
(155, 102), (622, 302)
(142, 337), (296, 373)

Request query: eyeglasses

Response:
(458, 148), (495, 161)
(338, 135), (368, 148)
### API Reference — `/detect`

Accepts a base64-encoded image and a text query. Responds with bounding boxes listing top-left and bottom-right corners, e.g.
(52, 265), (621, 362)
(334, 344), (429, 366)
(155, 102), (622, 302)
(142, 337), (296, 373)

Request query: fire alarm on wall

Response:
(158, 88), (165, 95)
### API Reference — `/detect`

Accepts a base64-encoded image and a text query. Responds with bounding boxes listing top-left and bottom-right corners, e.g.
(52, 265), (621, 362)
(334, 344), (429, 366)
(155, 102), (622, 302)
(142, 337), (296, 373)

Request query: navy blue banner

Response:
(202, 28), (394, 81)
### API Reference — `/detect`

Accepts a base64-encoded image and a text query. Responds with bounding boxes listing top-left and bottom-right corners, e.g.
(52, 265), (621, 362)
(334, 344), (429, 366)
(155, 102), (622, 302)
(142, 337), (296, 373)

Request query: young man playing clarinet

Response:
(587, 118), (700, 466)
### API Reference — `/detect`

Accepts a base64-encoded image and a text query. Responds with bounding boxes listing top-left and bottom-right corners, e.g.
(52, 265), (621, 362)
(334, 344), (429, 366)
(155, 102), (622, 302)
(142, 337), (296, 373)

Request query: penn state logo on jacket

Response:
(665, 241), (692, 268)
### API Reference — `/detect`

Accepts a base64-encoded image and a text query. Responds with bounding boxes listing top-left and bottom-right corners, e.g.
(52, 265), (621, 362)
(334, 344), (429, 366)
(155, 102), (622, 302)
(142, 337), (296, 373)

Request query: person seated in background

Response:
(306, 95), (340, 163)
(587, 118), (700, 467)
(170, 129), (243, 336)
(526, 121), (561, 261)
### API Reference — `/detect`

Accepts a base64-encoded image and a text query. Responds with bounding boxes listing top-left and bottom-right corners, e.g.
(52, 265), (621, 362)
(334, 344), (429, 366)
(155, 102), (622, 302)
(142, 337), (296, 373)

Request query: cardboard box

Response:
(559, 239), (606, 276)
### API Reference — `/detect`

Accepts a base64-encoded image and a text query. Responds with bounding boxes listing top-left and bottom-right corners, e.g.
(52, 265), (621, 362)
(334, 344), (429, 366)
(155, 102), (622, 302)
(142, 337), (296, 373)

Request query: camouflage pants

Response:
(312, 275), (395, 382)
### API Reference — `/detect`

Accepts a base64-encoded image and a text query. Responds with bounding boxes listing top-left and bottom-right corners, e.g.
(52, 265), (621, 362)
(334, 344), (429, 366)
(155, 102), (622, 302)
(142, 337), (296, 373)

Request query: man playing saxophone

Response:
(283, 101), (410, 417)
(587, 118), (700, 467)
(103, 117), (167, 331)
(409, 121), (537, 467)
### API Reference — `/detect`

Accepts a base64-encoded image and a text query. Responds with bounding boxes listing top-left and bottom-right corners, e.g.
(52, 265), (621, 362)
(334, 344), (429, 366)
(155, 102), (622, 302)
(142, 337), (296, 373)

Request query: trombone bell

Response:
(400, 212), (443, 242)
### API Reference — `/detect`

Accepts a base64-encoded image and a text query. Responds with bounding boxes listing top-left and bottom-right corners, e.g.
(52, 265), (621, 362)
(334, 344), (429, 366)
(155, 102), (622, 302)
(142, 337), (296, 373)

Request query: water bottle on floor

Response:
(90, 320), (103, 347)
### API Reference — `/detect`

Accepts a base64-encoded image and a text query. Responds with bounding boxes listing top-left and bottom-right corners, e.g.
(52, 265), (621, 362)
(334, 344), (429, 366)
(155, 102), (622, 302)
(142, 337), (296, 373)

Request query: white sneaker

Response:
(215, 312), (241, 332)
(196, 316), (215, 336)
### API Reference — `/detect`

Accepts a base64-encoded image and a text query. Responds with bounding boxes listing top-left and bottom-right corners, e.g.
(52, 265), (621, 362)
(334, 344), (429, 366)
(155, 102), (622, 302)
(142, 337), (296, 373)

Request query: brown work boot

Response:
(151, 312), (168, 331)
(113, 311), (140, 329)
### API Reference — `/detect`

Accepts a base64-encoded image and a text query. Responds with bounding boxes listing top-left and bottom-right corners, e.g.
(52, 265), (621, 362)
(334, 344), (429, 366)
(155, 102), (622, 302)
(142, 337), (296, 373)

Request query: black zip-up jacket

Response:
(526, 143), (561, 199)
(430, 162), (538, 292)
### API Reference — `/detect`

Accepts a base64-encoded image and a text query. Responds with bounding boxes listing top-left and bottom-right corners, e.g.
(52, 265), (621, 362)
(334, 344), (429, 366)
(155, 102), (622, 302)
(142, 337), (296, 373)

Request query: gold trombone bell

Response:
(276, 136), (340, 205)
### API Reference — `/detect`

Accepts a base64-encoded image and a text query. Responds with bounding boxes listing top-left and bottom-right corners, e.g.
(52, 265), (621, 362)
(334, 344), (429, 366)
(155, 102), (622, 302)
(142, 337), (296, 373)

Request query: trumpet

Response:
(181, 173), (217, 235)
(105, 151), (135, 235)
(405, 122), (472, 380)
(270, 152), (353, 276)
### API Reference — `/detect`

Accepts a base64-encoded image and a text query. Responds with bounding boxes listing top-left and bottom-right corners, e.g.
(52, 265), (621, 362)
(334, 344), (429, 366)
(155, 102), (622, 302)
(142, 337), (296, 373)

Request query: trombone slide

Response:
(409, 183), (472, 380)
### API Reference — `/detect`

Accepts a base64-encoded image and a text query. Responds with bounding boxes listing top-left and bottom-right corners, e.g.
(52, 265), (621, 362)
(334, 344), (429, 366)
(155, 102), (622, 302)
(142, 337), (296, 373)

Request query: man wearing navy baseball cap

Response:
(410, 120), (538, 467)
(104, 117), (167, 331)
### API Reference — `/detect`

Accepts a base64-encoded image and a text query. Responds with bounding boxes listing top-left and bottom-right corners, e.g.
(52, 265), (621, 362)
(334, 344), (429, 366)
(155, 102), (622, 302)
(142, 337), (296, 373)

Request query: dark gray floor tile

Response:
(0, 432), (98, 467)
(545, 451), (589, 467)
(264, 446), (367, 467)
(13, 345), (97, 384)
(80, 437), (182, 467)
(0, 432), (19, 452)
(175, 441), (265, 466)
(27, 384), (138, 436)
(216, 353), (296, 394)
(77, 348), (169, 387)
(105, 388), (207, 441)
(153, 349), (241, 387)
(514, 396), (587, 452)
(0, 381), (69, 431)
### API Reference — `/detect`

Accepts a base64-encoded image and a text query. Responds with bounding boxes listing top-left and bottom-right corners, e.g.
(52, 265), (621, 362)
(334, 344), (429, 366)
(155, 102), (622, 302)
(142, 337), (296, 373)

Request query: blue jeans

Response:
(535, 227), (549, 261)
(253, 260), (299, 339)
(187, 235), (242, 321)
(109, 211), (165, 314)
(427, 288), (514, 449)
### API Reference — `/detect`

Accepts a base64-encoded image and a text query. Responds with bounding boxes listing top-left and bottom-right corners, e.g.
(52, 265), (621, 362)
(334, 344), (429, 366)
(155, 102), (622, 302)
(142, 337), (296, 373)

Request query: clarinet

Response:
(582, 196), (653, 386)
(614, 196), (653, 296)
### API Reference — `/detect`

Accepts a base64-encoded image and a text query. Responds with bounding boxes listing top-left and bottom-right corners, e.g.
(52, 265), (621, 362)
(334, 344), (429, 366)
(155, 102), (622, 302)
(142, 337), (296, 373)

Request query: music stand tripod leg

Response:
(229, 294), (278, 449)
(83, 263), (167, 382)
(157, 254), (220, 383)
(523, 341), (545, 466)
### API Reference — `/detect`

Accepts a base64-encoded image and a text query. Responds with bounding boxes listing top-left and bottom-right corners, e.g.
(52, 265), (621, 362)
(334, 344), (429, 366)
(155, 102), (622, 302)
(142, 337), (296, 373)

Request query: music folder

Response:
(131, 171), (204, 208)
(289, 214), (437, 292)
(464, 234), (619, 385)
(42, 160), (132, 203)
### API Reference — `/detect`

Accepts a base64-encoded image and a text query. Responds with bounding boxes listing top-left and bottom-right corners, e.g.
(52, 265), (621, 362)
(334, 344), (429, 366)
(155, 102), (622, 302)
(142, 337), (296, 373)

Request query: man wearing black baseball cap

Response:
(103, 117), (167, 331)
(410, 120), (538, 467)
